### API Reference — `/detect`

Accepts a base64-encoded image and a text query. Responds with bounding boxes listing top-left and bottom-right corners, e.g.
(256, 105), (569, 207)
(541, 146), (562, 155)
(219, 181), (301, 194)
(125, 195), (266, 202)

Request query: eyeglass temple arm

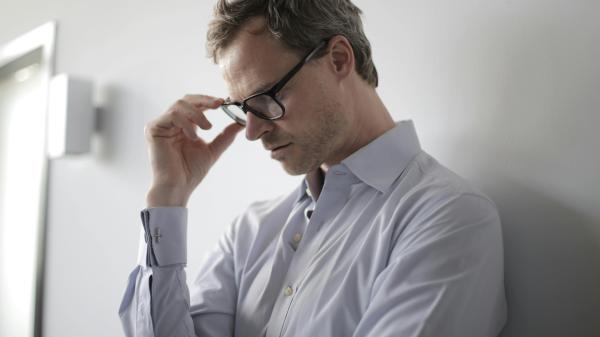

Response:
(270, 39), (329, 94)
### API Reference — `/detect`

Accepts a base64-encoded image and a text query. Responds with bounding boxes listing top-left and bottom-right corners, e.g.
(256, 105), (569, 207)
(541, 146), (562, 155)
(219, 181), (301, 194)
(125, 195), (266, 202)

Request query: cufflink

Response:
(151, 227), (162, 243)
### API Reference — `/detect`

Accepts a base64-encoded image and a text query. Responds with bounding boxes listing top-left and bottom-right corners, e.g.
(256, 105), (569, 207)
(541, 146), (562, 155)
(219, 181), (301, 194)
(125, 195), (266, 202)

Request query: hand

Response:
(144, 94), (244, 207)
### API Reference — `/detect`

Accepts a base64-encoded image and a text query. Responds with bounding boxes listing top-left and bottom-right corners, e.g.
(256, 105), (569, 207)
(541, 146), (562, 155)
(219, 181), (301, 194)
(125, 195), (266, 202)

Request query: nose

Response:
(245, 111), (273, 141)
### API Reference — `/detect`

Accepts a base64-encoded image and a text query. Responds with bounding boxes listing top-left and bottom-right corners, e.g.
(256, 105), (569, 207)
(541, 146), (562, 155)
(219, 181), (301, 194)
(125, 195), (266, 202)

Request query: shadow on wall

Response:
(479, 177), (600, 337)
(92, 83), (150, 163)
(443, 7), (600, 336)
(92, 83), (121, 162)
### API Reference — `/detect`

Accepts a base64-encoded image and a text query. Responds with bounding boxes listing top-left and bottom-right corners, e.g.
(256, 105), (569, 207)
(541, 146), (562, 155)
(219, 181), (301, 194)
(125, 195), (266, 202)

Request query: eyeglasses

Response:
(221, 39), (328, 126)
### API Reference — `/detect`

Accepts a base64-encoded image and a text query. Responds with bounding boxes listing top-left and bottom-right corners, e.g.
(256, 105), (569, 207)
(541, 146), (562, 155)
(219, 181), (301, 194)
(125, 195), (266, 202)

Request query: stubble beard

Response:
(280, 100), (347, 176)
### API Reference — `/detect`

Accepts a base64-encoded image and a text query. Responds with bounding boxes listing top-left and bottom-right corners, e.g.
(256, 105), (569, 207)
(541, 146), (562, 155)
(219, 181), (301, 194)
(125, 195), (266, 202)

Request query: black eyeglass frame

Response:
(221, 38), (329, 125)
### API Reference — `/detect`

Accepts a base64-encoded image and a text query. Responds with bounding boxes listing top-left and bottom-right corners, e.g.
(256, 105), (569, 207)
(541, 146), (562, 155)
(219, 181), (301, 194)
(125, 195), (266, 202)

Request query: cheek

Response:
(282, 77), (324, 116)
(278, 79), (332, 138)
(281, 93), (308, 121)
(274, 97), (310, 135)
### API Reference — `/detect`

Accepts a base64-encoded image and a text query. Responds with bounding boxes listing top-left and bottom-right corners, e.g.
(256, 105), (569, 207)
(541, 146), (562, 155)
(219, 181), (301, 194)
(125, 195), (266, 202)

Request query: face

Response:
(218, 19), (351, 175)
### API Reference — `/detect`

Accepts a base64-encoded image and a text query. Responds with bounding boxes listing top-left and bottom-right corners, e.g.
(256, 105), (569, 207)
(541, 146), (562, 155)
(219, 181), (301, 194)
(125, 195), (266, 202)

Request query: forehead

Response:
(218, 27), (298, 101)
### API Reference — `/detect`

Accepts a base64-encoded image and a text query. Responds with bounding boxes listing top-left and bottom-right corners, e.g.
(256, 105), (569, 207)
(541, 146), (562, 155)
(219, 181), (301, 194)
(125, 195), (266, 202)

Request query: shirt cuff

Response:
(138, 207), (187, 267)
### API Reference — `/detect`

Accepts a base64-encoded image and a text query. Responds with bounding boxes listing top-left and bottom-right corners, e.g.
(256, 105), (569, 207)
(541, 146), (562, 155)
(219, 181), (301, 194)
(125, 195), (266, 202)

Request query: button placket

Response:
(283, 285), (294, 297)
(283, 173), (353, 281)
(292, 233), (302, 244)
(267, 169), (356, 337)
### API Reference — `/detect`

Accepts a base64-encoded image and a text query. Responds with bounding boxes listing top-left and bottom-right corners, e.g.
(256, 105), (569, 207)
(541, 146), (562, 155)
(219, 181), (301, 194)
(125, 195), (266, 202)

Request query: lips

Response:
(267, 143), (291, 151)
(270, 143), (292, 159)
(272, 143), (291, 151)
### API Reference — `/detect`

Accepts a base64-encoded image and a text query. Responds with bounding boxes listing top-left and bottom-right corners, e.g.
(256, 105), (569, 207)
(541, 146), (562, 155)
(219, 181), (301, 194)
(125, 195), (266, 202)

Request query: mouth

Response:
(266, 142), (291, 151)
(270, 143), (292, 159)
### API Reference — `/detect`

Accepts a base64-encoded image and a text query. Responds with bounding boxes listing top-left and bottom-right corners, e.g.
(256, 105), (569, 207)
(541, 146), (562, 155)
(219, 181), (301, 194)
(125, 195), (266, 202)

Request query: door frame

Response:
(0, 21), (56, 337)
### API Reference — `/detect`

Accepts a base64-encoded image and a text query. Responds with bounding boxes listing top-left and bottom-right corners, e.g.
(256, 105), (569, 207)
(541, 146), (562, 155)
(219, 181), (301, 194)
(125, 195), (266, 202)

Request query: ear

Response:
(324, 35), (355, 82)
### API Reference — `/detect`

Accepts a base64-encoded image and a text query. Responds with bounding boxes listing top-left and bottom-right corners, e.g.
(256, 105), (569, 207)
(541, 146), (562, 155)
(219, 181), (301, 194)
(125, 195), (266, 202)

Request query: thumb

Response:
(208, 123), (245, 160)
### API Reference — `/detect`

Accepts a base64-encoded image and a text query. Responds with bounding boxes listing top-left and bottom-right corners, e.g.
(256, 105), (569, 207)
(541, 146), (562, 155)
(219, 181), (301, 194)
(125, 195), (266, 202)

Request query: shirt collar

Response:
(295, 120), (421, 202)
(341, 120), (421, 193)
(296, 173), (315, 203)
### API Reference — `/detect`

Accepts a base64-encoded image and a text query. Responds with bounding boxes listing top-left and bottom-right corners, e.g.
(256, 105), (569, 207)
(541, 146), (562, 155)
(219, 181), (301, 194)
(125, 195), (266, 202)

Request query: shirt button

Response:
(293, 233), (302, 243)
(284, 285), (294, 297)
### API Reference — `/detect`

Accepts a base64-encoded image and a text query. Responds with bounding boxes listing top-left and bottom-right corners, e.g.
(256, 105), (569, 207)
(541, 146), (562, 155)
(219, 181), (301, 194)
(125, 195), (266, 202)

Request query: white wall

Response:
(0, 1), (598, 336)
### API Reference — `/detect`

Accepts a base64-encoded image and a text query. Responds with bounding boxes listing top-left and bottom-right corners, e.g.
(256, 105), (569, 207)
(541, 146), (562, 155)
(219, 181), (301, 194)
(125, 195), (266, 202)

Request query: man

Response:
(119, 1), (507, 336)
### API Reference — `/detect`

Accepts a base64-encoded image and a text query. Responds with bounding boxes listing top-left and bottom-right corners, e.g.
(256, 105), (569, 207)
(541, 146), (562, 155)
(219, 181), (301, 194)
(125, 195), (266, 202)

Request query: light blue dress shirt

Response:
(119, 120), (507, 337)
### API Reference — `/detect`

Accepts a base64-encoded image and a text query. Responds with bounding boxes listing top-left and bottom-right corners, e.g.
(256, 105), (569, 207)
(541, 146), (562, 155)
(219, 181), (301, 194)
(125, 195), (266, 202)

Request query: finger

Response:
(170, 112), (200, 140)
(208, 123), (245, 159)
(176, 99), (213, 130)
(153, 108), (199, 140)
(182, 94), (224, 109)
(146, 119), (198, 140)
(147, 96), (224, 140)
(152, 100), (206, 137)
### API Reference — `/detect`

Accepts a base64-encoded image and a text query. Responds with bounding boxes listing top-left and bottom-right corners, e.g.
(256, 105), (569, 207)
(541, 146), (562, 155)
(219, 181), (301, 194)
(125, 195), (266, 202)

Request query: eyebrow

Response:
(229, 80), (277, 103)
(249, 81), (276, 96)
(228, 76), (279, 102)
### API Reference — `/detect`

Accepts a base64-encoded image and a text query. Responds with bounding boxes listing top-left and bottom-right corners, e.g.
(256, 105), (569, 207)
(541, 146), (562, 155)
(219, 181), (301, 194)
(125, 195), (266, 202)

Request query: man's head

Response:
(206, 0), (379, 175)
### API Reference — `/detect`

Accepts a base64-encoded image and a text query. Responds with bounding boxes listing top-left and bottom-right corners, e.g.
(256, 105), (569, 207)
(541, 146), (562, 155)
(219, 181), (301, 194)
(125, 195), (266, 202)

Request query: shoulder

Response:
(395, 151), (497, 211)
(389, 151), (501, 245)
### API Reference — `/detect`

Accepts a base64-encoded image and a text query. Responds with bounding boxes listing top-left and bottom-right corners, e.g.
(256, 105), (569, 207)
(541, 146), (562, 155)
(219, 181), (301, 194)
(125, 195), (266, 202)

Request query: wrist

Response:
(146, 185), (190, 208)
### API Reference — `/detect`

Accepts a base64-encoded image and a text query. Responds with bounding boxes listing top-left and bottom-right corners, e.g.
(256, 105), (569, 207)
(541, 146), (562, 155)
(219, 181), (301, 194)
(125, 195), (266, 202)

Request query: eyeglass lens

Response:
(222, 94), (283, 125)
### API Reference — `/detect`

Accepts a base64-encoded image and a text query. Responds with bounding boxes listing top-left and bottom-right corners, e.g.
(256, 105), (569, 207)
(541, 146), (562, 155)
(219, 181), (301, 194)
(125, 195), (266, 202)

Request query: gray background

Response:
(0, 0), (598, 336)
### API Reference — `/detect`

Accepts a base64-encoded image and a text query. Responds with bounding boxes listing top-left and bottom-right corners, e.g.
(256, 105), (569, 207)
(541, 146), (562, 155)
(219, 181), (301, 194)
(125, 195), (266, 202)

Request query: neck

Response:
(305, 167), (325, 201)
(306, 83), (395, 200)
(324, 84), (395, 170)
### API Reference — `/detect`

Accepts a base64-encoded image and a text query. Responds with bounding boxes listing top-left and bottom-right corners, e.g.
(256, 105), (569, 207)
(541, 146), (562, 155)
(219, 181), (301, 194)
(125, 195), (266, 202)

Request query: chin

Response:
(280, 157), (322, 176)
(276, 145), (325, 176)
(280, 162), (308, 176)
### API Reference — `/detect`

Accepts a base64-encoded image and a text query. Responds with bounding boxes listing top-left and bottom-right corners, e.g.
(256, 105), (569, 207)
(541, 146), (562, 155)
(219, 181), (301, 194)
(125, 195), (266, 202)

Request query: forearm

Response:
(150, 265), (197, 336)
(146, 185), (191, 208)
(119, 208), (195, 337)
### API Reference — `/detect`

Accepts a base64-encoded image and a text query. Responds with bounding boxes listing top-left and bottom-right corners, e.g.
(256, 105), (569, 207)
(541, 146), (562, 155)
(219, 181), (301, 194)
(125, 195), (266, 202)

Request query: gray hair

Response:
(206, 0), (378, 87)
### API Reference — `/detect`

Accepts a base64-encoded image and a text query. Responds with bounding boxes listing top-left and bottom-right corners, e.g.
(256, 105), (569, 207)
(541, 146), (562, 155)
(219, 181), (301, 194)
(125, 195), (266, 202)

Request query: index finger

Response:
(182, 94), (224, 109)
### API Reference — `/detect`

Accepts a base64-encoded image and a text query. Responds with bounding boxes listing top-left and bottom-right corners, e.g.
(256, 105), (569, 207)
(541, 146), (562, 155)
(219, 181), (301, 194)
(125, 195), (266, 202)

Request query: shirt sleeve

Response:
(118, 207), (236, 337)
(351, 194), (508, 337)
